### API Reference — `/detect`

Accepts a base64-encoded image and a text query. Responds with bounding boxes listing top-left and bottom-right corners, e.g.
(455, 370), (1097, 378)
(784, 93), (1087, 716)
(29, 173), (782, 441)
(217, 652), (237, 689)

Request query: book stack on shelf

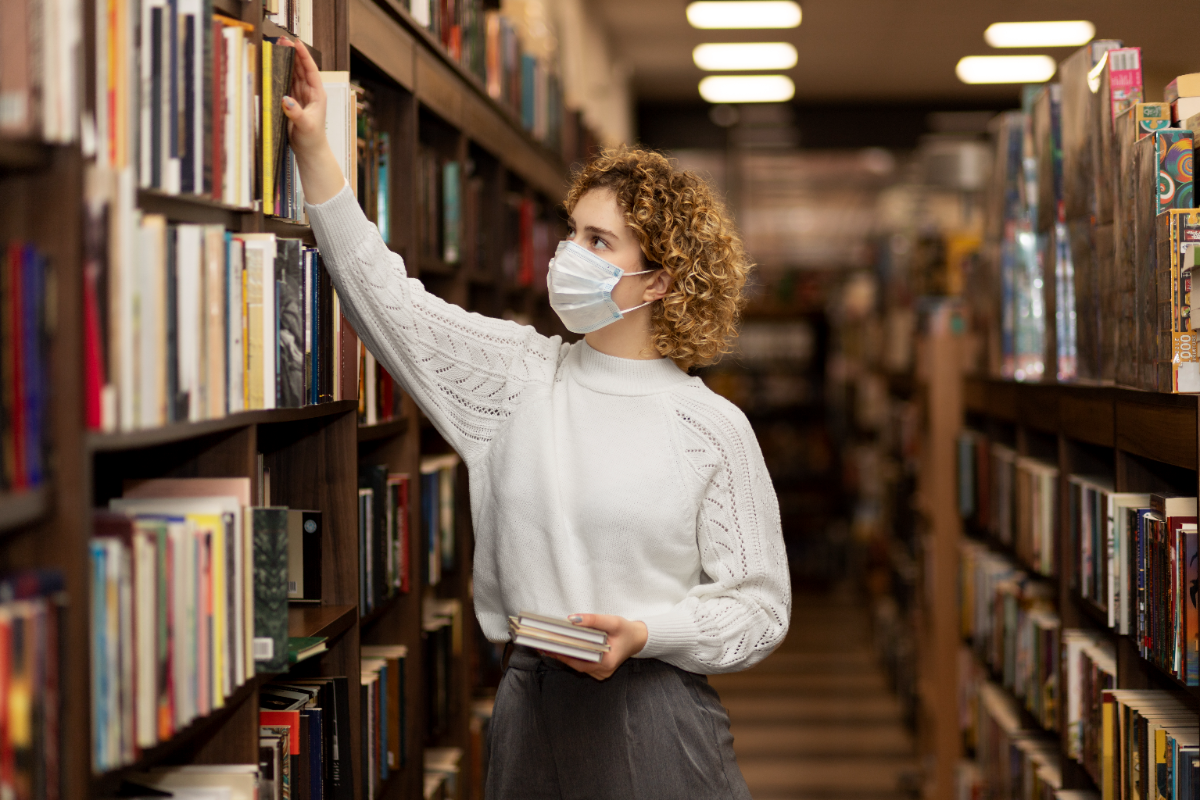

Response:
(975, 41), (1200, 393)
(944, 387), (1200, 800)
(4, 0), (586, 788)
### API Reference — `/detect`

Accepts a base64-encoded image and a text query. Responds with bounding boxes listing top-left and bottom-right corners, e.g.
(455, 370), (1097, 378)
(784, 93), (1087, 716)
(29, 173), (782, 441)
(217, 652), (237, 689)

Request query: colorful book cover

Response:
(1155, 131), (1194, 212)
(1185, 527), (1198, 685)
(1105, 48), (1143, 125)
(1135, 103), (1171, 139)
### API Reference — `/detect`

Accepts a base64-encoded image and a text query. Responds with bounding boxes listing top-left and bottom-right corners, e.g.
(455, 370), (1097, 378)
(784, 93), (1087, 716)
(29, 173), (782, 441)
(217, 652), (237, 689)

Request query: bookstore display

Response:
(0, 0), (599, 793)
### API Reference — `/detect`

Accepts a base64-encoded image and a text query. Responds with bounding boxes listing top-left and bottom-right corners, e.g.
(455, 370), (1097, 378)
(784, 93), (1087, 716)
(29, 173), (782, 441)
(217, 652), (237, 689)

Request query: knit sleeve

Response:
(637, 392), (791, 673)
(306, 184), (564, 465)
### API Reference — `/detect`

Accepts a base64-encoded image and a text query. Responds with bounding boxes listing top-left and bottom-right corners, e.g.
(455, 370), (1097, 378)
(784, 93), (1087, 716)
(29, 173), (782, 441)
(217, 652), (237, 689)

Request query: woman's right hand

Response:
(278, 37), (346, 205)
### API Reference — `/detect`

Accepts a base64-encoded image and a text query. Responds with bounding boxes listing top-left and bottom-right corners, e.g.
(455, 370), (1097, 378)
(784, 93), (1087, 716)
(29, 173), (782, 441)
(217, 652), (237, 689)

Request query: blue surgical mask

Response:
(546, 240), (655, 334)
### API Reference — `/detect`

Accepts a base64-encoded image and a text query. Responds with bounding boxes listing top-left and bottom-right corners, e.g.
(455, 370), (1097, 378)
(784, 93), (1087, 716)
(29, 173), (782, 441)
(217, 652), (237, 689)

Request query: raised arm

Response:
(280, 39), (563, 464)
(638, 393), (792, 673)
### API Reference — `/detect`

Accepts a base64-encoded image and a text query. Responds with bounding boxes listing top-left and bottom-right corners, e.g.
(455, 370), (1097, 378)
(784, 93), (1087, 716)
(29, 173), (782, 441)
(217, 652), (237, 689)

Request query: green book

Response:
(253, 507), (290, 673)
(287, 636), (328, 665)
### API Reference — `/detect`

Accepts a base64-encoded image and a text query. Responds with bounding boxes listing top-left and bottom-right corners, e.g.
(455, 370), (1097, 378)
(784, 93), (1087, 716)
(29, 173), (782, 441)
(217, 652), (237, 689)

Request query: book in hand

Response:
(509, 614), (611, 663)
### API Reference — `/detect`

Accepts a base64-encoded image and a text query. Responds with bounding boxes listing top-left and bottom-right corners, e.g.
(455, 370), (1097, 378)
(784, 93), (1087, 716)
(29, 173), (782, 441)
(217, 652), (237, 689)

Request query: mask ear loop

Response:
(615, 268), (664, 316)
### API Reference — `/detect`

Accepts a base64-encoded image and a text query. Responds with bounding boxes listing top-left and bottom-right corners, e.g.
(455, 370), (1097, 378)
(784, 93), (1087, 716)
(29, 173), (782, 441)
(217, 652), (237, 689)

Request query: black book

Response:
(166, 226), (185, 421)
(317, 254), (334, 403)
(167, 0), (178, 168)
(302, 707), (324, 799)
(181, 13), (195, 194)
(276, 239), (304, 407)
(150, 6), (163, 189)
(359, 465), (388, 607)
(266, 39), (295, 212)
(286, 509), (322, 603)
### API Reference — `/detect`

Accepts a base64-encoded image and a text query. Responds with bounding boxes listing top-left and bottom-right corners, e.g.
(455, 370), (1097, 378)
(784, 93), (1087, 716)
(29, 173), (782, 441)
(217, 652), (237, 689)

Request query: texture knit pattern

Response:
(307, 185), (791, 673)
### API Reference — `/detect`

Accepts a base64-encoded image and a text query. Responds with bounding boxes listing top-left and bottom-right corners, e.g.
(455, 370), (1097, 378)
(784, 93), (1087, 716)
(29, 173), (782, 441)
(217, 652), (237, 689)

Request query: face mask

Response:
(547, 240), (656, 334)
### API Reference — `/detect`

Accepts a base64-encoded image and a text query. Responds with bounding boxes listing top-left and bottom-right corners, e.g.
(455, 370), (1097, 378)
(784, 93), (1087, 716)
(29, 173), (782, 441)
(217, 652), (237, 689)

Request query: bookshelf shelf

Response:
(261, 216), (317, 244)
(0, 138), (53, 170)
(289, 603), (359, 641)
(357, 416), (411, 443)
(90, 676), (268, 797)
(87, 401), (356, 452)
(0, 486), (50, 534)
(136, 188), (250, 228)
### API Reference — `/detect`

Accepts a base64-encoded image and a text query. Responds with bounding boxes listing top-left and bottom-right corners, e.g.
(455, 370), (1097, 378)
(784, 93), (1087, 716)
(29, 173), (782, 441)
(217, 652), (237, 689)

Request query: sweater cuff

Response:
(636, 607), (701, 661)
(305, 183), (377, 265)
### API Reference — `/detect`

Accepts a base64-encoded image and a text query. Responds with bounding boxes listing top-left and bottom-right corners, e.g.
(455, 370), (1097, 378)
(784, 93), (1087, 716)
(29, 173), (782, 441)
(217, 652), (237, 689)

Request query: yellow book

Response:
(191, 512), (226, 710)
(243, 242), (264, 409)
(1101, 695), (1114, 800)
(261, 40), (274, 217)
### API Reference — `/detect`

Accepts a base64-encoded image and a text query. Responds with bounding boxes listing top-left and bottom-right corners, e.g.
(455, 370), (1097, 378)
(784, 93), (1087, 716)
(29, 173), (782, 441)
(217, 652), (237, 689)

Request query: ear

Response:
(642, 268), (673, 303)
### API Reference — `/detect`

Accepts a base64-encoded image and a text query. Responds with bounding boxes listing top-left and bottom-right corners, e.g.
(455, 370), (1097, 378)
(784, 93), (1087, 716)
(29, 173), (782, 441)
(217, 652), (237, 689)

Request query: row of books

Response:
(1067, 483), (1198, 686)
(974, 681), (1062, 800)
(361, 646), (408, 800)
(82, 206), (361, 431)
(266, 0), (315, 48)
(960, 541), (1059, 731)
(358, 342), (403, 426)
(416, 148), (463, 265)
(357, 466), (411, 616)
(983, 42), (1200, 391)
(2, 242), (50, 491)
(0, 0), (79, 143)
(422, 598), (460, 739)
(93, 4), (313, 217)
(355, 85), (391, 246)
(420, 454), (460, 587)
(88, 476), (325, 772)
(259, 675), (355, 800)
(959, 433), (1059, 577)
(0, 570), (64, 800)
(1063, 630), (1117, 788)
(405, 1), (565, 149)
(1103, 691), (1197, 800)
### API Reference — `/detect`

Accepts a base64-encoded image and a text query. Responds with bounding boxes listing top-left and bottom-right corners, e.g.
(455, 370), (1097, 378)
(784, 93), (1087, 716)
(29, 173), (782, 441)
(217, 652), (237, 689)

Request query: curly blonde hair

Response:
(565, 147), (752, 370)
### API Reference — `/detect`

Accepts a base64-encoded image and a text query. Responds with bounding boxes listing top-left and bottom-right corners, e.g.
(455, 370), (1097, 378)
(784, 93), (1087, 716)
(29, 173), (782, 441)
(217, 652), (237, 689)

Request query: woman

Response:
(282, 39), (790, 800)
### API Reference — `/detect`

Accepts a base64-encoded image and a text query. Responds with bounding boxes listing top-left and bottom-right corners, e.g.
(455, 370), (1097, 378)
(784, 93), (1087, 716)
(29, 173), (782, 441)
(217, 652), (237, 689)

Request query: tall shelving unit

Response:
(920, 374), (1200, 800)
(0, 0), (574, 796)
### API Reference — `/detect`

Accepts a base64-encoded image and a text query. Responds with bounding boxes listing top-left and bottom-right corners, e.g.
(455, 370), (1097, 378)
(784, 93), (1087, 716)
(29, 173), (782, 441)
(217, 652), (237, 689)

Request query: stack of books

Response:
(508, 613), (611, 663)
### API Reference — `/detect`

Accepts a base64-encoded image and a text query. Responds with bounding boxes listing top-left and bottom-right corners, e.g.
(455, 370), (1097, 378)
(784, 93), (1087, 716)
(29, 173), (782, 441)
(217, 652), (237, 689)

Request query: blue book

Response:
(521, 54), (536, 131)
(302, 708), (324, 798)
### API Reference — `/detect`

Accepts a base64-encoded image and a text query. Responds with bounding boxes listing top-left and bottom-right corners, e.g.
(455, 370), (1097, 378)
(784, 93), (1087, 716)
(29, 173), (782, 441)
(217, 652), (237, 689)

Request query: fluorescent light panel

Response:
(956, 55), (1057, 84)
(699, 75), (796, 103)
(984, 20), (1095, 48)
(687, 1), (802, 30)
(693, 42), (798, 71)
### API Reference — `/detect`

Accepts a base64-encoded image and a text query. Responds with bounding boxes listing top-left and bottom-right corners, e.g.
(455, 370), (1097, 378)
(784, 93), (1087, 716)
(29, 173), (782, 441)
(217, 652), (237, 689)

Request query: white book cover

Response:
(176, 225), (202, 422)
(133, 533), (158, 749)
(321, 72), (352, 188)
(203, 226), (227, 419)
(227, 238), (245, 413)
(222, 26), (239, 204)
(262, 239), (277, 409)
(243, 44), (255, 208)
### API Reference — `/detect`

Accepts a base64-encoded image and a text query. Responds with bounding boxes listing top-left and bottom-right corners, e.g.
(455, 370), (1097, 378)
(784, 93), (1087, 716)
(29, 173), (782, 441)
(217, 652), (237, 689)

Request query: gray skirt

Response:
(485, 646), (752, 800)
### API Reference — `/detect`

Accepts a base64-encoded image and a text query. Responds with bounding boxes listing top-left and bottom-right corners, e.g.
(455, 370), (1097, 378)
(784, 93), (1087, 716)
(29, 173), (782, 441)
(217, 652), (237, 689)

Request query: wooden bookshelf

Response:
(2, 0), (573, 794)
(956, 376), (1200, 798)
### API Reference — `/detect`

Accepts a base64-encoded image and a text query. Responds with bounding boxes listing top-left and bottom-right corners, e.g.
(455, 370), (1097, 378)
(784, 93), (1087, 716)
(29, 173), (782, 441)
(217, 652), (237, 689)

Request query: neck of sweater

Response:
(570, 341), (689, 396)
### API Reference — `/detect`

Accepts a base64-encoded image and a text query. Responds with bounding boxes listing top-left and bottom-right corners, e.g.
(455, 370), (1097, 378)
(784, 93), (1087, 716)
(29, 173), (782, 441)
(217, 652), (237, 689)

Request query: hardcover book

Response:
(286, 509), (322, 603)
(253, 507), (290, 673)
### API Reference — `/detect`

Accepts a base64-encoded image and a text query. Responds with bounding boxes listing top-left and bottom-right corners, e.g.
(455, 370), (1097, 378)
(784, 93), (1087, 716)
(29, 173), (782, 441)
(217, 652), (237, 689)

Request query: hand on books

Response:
(542, 614), (648, 681)
(276, 38), (346, 206)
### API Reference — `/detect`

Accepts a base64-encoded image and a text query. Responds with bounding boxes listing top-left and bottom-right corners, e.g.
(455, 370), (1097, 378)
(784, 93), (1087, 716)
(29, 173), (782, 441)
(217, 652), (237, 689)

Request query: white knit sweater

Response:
(307, 186), (791, 673)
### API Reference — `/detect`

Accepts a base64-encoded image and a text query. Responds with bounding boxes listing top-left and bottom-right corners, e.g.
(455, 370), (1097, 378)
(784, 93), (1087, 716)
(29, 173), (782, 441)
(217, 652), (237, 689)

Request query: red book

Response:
(260, 710), (301, 754)
(378, 367), (394, 421)
(83, 252), (105, 430)
(339, 313), (359, 406)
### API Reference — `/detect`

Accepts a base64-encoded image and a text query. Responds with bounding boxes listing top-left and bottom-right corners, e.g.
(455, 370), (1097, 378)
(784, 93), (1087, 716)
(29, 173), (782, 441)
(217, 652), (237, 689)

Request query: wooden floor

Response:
(710, 589), (918, 800)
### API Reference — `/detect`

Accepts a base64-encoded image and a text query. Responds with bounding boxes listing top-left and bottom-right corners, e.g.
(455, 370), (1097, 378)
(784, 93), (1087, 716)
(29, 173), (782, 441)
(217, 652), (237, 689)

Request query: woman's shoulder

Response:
(667, 378), (755, 444)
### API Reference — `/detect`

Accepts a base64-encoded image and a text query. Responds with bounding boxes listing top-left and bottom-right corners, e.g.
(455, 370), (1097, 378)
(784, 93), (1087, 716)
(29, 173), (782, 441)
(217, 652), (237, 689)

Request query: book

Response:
(287, 636), (328, 664)
(286, 509), (322, 603)
(515, 612), (609, 645)
(509, 620), (610, 663)
(1164, 73), (1200, 105)
(360, 645), (407, 771)
(252, 507), (289, 673)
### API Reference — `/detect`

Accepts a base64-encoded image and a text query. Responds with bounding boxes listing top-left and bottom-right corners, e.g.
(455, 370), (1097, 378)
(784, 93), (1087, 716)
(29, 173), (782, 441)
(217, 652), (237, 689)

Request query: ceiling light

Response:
(687, 1), (802, 30)
(693, 43), (798, 71)
(956, 55), (1057, 85)
(699, 75), (796, 103)
(984, 21), (1095, 48)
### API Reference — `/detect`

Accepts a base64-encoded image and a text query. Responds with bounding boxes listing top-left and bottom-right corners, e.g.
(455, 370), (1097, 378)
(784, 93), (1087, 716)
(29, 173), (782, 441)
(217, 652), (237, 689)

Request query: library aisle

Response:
(712, 587), (918, 800)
